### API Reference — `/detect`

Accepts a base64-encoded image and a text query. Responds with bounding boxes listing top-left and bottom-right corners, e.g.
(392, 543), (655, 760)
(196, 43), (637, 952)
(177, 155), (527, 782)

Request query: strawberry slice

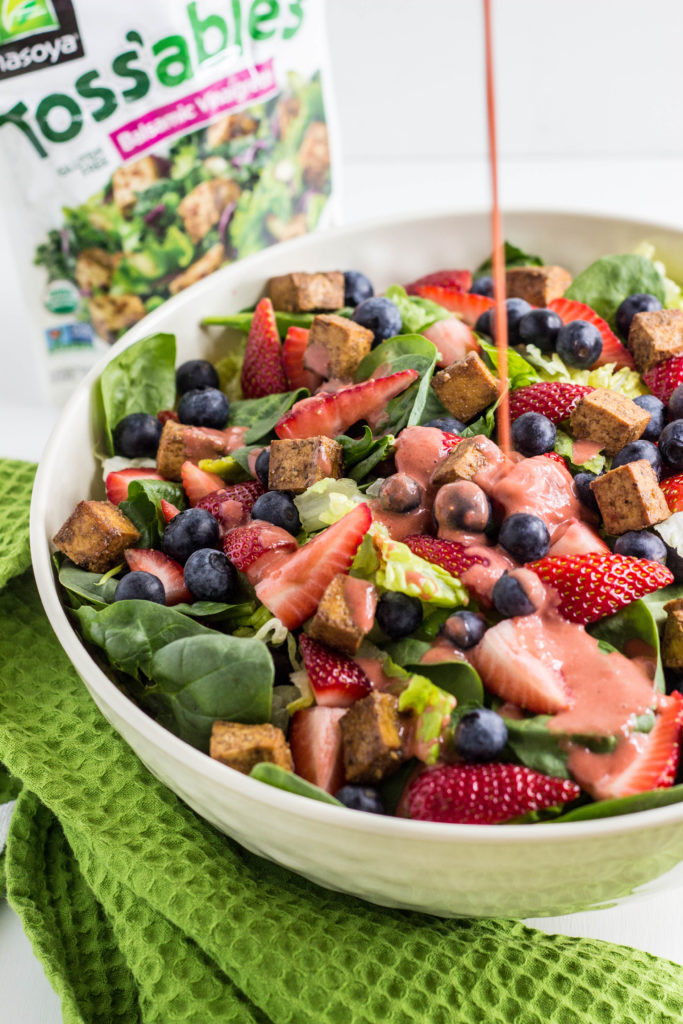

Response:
(404, 535), (489, 578)
(402, 763), (580, 824)
(661, 475), (683, 513)
(289, 707), (347, 794)
(124, 549), (192, 605)
(180, 462), (225, 506)
(223, 521), (297, 584)
(405, 269), (472, 295)
(240, 297), (288, 399)
(275, 369), (418, 440)
(255, 504), (372, 629)
(548, 297), (634, 369)
(300, 635), (373, 708)
(643, 356), (683, 403)
(414, 286), (493, 326)
(508, 382), (594, 424)
(196, 480), (264, 532)
(105, 468), (165, 505)
(422, 317), (479, 368)
(160, 499), (181, 523)
(527, 553), (674, 625)
(282, 326), (321, 391)
(541, 451), (567, 467)
(157, 409), (179, 425)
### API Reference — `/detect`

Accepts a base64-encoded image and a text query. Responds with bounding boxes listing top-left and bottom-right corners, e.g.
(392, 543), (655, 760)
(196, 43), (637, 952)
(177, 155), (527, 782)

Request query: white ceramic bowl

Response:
(31, 210), (683, 918)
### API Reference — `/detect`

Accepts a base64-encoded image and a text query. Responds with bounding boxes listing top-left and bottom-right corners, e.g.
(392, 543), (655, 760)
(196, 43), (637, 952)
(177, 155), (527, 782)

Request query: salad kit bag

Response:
(0, 0), (339, 404)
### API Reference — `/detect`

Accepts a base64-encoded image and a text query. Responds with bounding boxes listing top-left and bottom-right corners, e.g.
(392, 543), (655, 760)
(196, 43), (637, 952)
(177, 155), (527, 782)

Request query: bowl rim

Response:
(30, 206), (683, 844)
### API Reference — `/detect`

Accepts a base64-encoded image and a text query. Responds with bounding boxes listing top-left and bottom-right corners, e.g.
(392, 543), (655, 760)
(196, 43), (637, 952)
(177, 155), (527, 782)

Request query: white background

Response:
(2, 0), (683, 1018)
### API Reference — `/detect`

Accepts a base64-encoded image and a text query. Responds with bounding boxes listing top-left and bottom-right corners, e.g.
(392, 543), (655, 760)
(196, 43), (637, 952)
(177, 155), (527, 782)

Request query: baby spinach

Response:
(119, 479), (187, 550)
(270, 685), (302, 732)
(503, 715), (616, 781)
(642, 584), (683, 628)
(336, 427), (395, 483)
(565, 254), (666, 325)
(462, 401), (499, 439)
(97, 333), (177, 455)
(588, 599), (665, 692)
(59, 560), (119, 608)
(229, 388), (309, 443)
(356, 334), (439, 434)
(384, 284), (451, 334)
(250, 763), (342, 805)
(202, 309), (353, 338)
(475, 241), (543, 276)
(384, 637), (484, 707)
(478, 338), (540, 389)
(553, 784), (683, 823)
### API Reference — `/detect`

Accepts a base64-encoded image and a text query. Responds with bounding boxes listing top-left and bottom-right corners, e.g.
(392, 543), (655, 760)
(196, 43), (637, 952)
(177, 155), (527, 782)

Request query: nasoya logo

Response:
(0, 0), (83, 79)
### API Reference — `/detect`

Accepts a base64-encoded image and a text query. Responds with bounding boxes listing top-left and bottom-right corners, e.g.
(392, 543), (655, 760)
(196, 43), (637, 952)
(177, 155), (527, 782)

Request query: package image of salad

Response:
(0, 0), (338, 404)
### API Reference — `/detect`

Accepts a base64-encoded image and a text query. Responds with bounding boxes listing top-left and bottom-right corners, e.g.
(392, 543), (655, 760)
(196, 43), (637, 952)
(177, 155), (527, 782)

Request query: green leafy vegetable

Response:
(98, 334), (177, 455)
(336, 428), (395, 483)
(249, 763), (342, 805)
(553, 784), (683, 822)
(478, 337), (540, 388)
(356, 334), (439, 433)
(554, 428), (607, 475)
(475, 241), (543, 276)
(642, 584), (683, 628)
(565, 254), (666, 325)
(294, 478), (363, 532)
(503, 714), (616, 780)
(384, 284), (451, 334)
(461, 400), (499, 439)
(398, 674), (456, 764)
(523, 343), (647, 397)
(197, 455), (251, 482)
(384, 638), (484, 706)
(229, 388), (309, 444)
(354, 525), (469, 608)
(58, 560), (119, 608)
(588, 599), (665, 692)
(203, 309), (354, 337)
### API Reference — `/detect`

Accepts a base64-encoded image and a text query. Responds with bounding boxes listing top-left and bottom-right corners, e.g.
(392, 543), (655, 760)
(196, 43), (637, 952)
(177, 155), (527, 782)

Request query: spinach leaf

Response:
(504, 714), (616, 779)
(229, 389), (309, 444)
(475, 241), (543, 276)
(384, 284), (451, 334)
(98, 333), (176, 455)
(478, 338), (540, 388)
(462, 401), (499, 439)
(588, 599), (665, 692)
(119, 479), (186, 550)
(336, 428), (395, 483)
(415, 387), (452, 426)
(642, 584), (683, 628)
(270, 685), (302, 732)
(202, 309), (353, 337)
(383, 638), (484, 706)
(250, 762), (342, 805)
(379, 758), (419, 814)
(565, 254), (666, 325)
(147, 634), (273, 751)
(356, 335), (439, 434)
(59, 560), (119, 608)
(553, 784), (683, 823)
(171, 600), (259, 621)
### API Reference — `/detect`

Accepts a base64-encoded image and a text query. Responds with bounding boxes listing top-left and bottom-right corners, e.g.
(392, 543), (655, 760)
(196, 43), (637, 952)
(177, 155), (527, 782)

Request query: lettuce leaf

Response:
(294, 478), (364, 533)
(384, 284), (452, 334)
(523, 344), (647, 398)
(397, 674), (456, 765)
(355, 524), (469, 607)
(478, 337), (540, 388)
(632, 241), (683, 309)
(554, 428), (607, 475)
(475, 241), (543, 276)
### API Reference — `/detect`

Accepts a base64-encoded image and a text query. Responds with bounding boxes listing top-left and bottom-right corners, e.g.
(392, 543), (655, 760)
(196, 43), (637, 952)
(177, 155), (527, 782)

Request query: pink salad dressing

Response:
(571, 439), (603, 465)
(422, 318), (479, 367)
(342, 576), (377, 633)
(568, 733), (650, 801)
(182, 424), (248, 460)
(304, 342), (331, 379)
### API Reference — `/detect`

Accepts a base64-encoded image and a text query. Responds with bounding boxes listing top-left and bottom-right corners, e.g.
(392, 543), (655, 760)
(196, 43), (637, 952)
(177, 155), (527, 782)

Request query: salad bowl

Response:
(30, 209), (683, 919)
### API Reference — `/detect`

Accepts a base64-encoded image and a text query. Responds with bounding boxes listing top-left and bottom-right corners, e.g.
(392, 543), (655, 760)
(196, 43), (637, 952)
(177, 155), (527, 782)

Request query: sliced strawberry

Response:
(275, 369), (419, 440)
(240, 297), (288, 399)
(548, 519), (609, 558)
(661, 475), (683, 513)
(124, 549), (192, 605)
(414, 286), (493, 326)
(105, 468), (165, 505)
(643, 357), (683, 403)
(289, 706), (347, 794)
(223, 521), (297, 584)
(282, 326), (321, 391)
(196, 480), (264, 531)
(528, 553), (674, 625)
(422, 317), (479, 368)
(300, 635), (373, 708)
(405, 269), (472, 295)
(157, 409), (179, 425)
(402, 763), (580, 824)
(508, 382), (594, 424)
(541, 451), (567, 466)
(255, 504), (372, 629)
(180, 462), (225, 506)
(548, 297), (635, 369)
(160, 499), (181, 523)
(405, 535), (489, 578)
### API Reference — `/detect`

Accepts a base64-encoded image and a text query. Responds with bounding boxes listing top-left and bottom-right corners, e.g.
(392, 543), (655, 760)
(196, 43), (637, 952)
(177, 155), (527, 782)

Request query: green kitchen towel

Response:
(1, 459), (683, 1024)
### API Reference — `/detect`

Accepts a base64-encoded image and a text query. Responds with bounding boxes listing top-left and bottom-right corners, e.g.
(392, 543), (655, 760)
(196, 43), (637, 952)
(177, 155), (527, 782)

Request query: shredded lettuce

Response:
(355, 524), (468, 607)
(655, 511), (683, 555)
(384, 284), (451, 334)
(294, 478), (364, 532)
(523, 344), (647, 398)
(632, 241), (683, 310)
(554, 428), (607, 475)
(398, 674), (457, 765)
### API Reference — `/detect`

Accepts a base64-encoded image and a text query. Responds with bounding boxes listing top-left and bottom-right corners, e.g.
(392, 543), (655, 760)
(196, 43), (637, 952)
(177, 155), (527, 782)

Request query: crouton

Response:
(75, 248), (117, 292)
(268, 436), (343, 494)
(627, 309), (683, 372)
(299, 121), (330, 190)
(206, 112), (259, 149)
(431, 352), (499, 423)
(276, 96), (301, 141)
(178, 178), (242, 244)
(112, 156), (161, 216)
(265, 213), (308, 243)
(53, 501), (140, 573)
(309, 575), (378, 656)
(305, 314), (373, 380)
(431, 434), (505, 487)
(663, 599), (683, 669)
(590, 461), (670, 535)
(210, 722), (293, 774)
(168, 243), (225, 295)
(505, 265), (572, 306)
(570, 388), (651, 456)
(89, 294), (145, 343)
(266, 271), (344, 313)
(156, 420), (234, 481)
(340, 691), (404, 783)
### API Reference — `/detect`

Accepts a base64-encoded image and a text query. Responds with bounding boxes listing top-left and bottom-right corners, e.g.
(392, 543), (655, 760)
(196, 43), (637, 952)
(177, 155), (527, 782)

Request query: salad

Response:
(52, 240), (683, 825)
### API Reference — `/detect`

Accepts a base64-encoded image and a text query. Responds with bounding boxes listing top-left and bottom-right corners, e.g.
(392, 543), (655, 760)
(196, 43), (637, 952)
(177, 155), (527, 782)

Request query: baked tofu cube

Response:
(206, 112), (258, 149)
(210, 722), (293, 774)
(628, 309), (683, 372)
(298, 121), (331, 190)
(663, 600), (683, 669)
(53, 501), (140, 573)
(431, 434), (506, 487)
(309, 574), (378, 656)
(306, 314), (373, 380)
(112, 156), (161, 216)
(156, 420), (234, 481)
(268, 437), (343, 494)
(340, 691), (404, 783)
(431, 352), (499, 423)
(505, 265), (572, 306)
(266, 271), (344, 313)
(569, 388), (650, 456)
(178, 178), (241, 244)
(590, 461), (670, 535)
(75, 248), (117, 292)
(276, 96), (301, 141)
(265, 213), (308, 243)
(89, 294), (145, 343)
(169, 244), (224, 295)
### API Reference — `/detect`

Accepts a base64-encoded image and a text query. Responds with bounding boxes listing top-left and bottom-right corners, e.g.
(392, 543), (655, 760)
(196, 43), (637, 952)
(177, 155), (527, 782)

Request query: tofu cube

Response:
(89, 294), (145, 343)
(206, 112), (258, 149)
(505, 265), (572, 306)
(266, 272), (345, 313)
(569, 388), (650, 456)
(210, 722), (293, 774)
(75, 248), (116, 292)
(112, 156), (161, 216)
(431, 434), (506, 487)
(431, 352), (499, 423)
(627, 309), (683, 372)
(156, 420), (234, 482)
(298, 121), (330, 190)
(663, 599), (683, 669)
(268, 437), (343, 494)
(340, 691), (404, 783)
(169, 244), (224, 295)
(590, 461), (670, 535)
(309, 574), (378, 656)
(306, 314), (373, 380)
(178, 178), (241, 244)
(53, 500), (141, 573)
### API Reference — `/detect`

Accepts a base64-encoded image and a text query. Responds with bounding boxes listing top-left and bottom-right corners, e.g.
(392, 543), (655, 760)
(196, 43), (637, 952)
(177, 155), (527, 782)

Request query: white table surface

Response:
(2, 156), (683, 1020)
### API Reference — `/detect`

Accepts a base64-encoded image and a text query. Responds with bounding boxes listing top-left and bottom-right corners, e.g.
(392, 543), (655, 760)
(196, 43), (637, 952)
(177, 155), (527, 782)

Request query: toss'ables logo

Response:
(0, 0), (83, 79)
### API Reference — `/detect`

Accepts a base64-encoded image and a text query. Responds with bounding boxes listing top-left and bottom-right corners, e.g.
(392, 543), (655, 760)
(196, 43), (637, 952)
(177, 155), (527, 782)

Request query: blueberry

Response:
(492, 572), (537, 617)
(112, 413), (162, 458)
(574, 471), (600, 514)
(499, 513), (550, 563)
(378, 473), (422, 513)
(334, 785), (385, 814)
(474, 298), (532, 345)
(176, 359), (219, 395)
(511, 411), (556, 456)
(376, 592), (422, 638)
(424, 416), (466, 434)
(184, 548), (238, 602)
(474, 309), (492, 336)
(665, 542), (683, 583)
(433, 481), (491, 533)
(555, 320), (602, 368)
(163, 507), (220, 564)
(517, 308), (563, 353)
(114, 571), (165, 604)
(343, 270), (374, 307)
(613, 530), (667, 564)
(255, 448), (270, 488)
(441, 610), (486, 649)
(669, 385), (683, 422)
(633, 394), (666, 441)
(660, 421), (683, 469)
(351, 297), (402, 345)
(615, 293), (662, 339)
(453, 708), (508, 762)
(470, 275), (494, 297)
(177, 387), (230, 428)
(251, 491), (301, 533)
(611, 439), (662, 480)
